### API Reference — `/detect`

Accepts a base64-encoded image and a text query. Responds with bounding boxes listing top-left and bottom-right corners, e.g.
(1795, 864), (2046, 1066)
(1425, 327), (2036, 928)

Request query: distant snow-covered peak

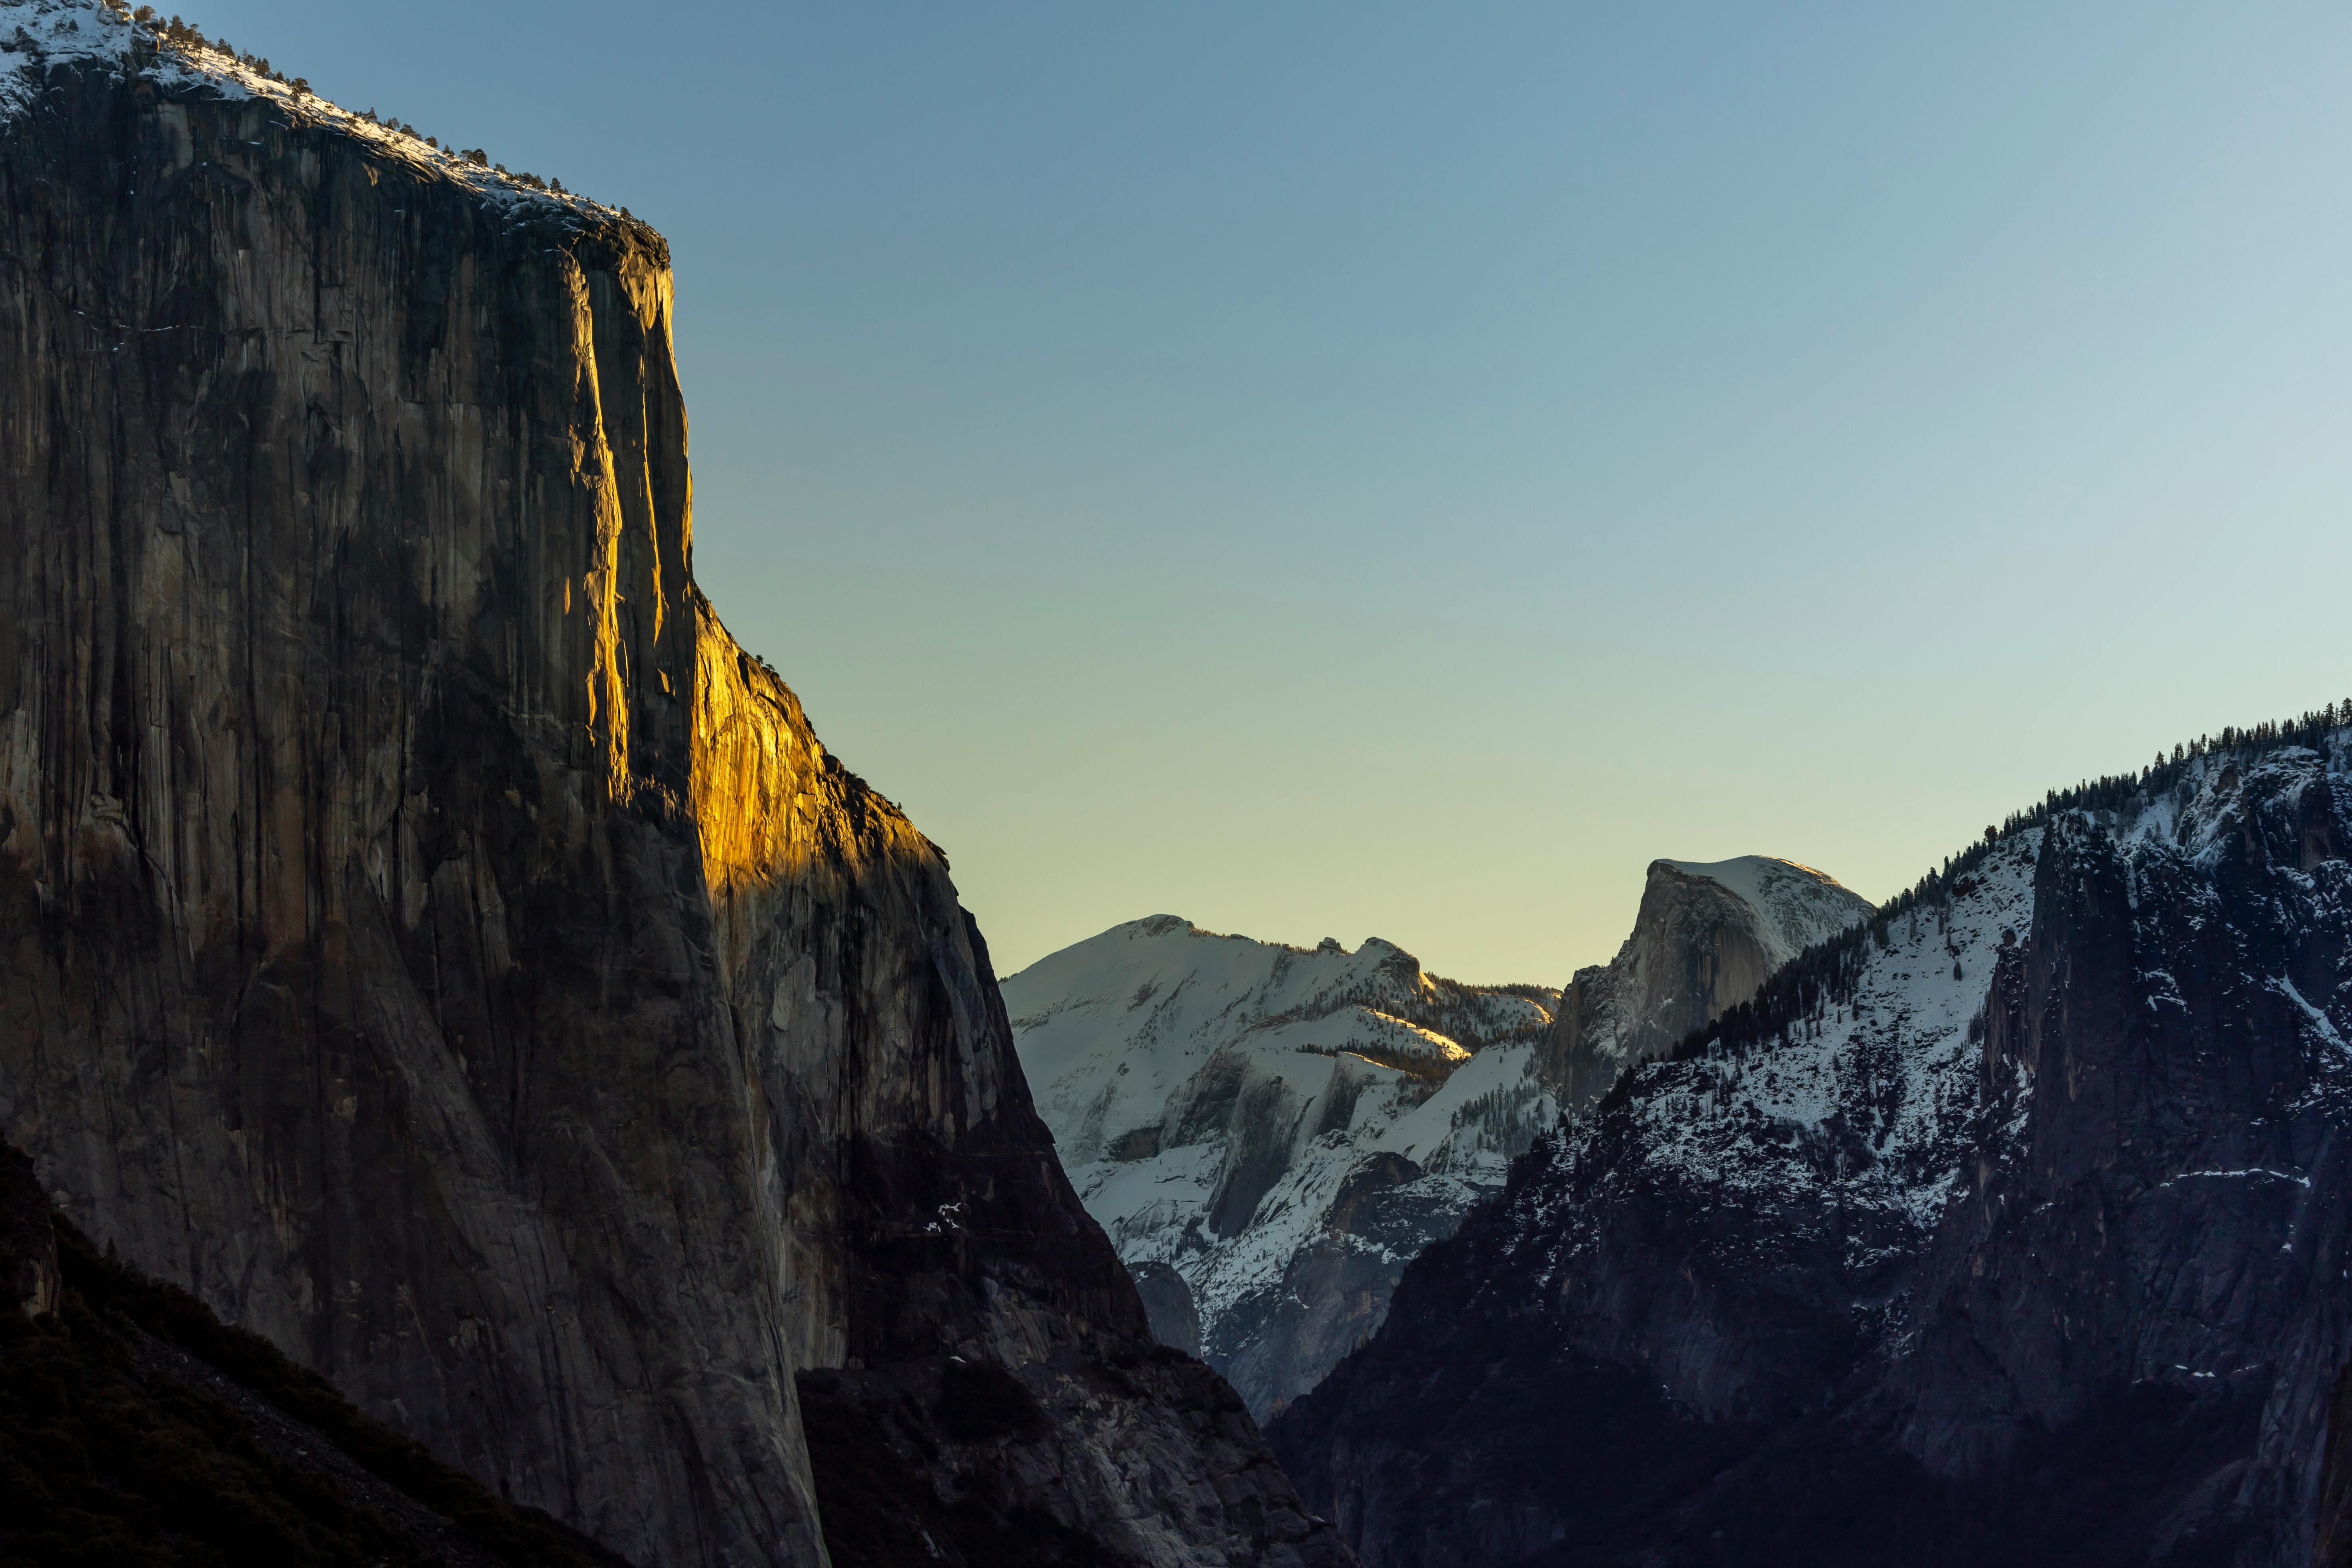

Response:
(1007, 915), (1547, 1155)
(1005, 916), (1559, 1417)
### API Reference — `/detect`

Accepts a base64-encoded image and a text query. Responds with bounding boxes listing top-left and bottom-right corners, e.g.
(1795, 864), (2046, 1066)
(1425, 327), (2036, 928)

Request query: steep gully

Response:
(0, 12), (1347, 1566)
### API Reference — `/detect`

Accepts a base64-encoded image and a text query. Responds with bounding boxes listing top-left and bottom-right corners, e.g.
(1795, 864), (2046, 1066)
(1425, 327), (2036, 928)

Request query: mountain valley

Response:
(1006, 855), (1871, 1422)
(0, 6), (2344, 1568)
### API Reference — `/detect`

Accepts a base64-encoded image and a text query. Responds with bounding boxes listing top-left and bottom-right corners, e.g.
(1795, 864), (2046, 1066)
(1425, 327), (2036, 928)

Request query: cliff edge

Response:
(0, 6), (1348, 1564)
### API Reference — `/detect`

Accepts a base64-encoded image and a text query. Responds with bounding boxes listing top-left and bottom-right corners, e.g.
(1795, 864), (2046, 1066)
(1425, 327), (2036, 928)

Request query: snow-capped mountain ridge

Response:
(1011, 916), (1553, 1171)
(1006, 917), (1561, 1418)
(1671, 705), (2352, 1077)
(1556, 829), (2043, 1311)
(1276, 711), (2352, 1568)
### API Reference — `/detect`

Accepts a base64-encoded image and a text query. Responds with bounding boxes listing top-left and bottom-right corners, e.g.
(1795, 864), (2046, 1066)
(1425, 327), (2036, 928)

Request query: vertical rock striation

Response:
(0, 11), (1350, 1566)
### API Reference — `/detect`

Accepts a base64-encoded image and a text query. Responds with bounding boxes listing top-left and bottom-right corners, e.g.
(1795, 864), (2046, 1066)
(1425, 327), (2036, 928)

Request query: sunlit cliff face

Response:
(0, 13), (1354, 1565)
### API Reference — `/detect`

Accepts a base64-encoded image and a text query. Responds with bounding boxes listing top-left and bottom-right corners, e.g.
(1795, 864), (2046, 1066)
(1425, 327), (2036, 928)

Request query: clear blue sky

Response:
(199, 1), (2350, 984)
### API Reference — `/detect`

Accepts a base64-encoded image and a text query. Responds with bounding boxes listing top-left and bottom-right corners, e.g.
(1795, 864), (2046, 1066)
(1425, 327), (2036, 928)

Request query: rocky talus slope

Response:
(1273, 729), (2352, 1568)
(0, 8), (1348, 1566)
(1542, 856), (1871, 1109)
(1007, 919), (1556, 1419)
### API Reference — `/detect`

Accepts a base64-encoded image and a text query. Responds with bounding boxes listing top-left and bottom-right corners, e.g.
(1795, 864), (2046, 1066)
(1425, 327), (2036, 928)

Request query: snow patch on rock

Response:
(1587, 831), (2043, 1266)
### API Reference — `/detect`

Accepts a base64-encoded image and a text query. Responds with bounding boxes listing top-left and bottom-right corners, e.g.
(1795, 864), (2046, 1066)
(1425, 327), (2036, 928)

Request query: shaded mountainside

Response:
(1006, 918), (1557, 1419)
(1272, 726), (2352, 1568)
(0, 1141), (631, 1568)
(0, 8), (1348, 1566)
(1542, 856), (1872, 1109)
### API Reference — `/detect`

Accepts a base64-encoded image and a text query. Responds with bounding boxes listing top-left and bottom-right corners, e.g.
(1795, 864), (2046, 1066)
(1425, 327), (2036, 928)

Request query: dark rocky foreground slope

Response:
(0, 1140), (630, 1568)
(0, 8), (1349, 1565)
(1274, 728), (2352, 1568)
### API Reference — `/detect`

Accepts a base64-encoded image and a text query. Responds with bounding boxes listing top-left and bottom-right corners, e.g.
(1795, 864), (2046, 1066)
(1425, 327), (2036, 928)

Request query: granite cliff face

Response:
(1006, 918), (1556, 1419)
(1543, 857), (1871, 1109)
(0, 10), (1349, 1566)
(1273, 733), (2352, 1568)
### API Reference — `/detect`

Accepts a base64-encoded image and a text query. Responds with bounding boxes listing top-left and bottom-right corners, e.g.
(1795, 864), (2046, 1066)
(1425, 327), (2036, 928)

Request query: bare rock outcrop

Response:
(0, 10), (1349, 1566)
(1542, 856), (1871, 1108)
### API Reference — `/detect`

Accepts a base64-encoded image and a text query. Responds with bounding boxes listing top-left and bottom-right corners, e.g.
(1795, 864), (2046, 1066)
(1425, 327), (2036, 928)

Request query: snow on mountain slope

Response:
(1277, 724), (2352, 1568)
(1005, 917), (1556, 1418)
(1560, 832), (2044, 1310)
(1545, 855), (1874, 1107)
(1659, 857), (1875, 963)
(2, 0), (609, 217)
(1006, 861), (1863, 1423)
